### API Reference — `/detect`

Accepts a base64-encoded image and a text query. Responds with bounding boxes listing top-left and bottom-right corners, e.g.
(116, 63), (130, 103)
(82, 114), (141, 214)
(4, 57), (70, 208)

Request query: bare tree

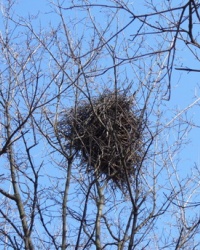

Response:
(0, 0), (200, 249)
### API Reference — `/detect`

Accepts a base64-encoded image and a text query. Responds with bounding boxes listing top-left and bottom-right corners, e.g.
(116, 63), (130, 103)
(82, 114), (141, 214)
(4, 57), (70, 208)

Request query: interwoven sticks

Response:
(59, 91), (144, 189)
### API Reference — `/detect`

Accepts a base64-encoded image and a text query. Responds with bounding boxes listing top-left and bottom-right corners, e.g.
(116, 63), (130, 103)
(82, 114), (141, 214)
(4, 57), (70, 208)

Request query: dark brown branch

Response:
(175, 67), (200, 72)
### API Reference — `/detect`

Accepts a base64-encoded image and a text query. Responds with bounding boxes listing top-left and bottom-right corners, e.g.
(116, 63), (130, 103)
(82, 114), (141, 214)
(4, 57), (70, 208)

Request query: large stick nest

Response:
(59, 90), (144, 189)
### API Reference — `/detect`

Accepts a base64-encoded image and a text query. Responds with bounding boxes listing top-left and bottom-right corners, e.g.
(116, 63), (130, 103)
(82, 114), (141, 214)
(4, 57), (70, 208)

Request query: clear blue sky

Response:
(12, 0), (200, 218)
(1, 0), (200, 248)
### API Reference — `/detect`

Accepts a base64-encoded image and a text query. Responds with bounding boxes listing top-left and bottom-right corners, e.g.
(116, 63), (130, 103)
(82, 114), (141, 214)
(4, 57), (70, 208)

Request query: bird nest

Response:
(59, 91), (144, 189)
